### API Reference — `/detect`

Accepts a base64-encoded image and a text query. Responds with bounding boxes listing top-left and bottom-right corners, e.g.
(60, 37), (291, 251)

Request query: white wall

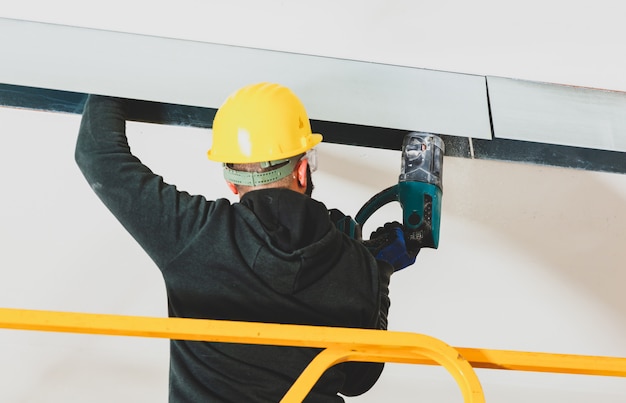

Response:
(1, 105), (625, 402)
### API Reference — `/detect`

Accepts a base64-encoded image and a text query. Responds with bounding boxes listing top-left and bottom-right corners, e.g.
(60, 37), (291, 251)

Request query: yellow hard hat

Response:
(207, 82), (323, 163)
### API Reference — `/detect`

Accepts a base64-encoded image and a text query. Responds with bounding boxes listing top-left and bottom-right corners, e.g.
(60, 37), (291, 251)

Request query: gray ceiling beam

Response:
(0, 17), (491, 140)
(1, 17), (625, 174)
(488, 76), (626, 153)
(2, 83), (625, 175)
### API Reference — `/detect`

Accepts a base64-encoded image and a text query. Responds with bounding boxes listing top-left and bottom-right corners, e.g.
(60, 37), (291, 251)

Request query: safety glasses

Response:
(303, 148), (318, 172)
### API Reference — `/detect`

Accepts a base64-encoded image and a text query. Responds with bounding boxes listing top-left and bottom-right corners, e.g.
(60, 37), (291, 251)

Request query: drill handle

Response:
(355, 185), (399, 227)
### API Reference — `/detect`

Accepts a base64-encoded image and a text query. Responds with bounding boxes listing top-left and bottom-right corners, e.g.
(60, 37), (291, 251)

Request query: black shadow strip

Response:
(0, 83), (216, 128)
(473, 137), (626, 174)
(311, 120), (471, 158)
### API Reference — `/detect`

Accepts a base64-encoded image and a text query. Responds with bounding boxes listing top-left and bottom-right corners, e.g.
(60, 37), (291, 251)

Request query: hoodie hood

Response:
(236, 188), (342, 293)
(240, 188), (331, 251)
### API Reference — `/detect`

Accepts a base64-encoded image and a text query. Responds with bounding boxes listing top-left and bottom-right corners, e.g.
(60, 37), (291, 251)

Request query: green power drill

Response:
(355, 132), (445, 251)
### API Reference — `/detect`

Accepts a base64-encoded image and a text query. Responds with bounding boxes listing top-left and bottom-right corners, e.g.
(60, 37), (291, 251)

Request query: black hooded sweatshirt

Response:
(75, 95), (393, 402)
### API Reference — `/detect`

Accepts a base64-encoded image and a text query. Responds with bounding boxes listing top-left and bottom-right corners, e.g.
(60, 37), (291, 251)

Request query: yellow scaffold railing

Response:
(1, 308), (626, 402)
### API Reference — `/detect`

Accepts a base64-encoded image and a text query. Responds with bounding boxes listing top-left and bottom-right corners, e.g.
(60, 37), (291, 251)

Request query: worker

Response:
(75, 82), (418, 402)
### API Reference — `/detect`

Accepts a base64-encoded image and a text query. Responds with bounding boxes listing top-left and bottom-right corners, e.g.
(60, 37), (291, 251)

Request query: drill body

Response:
(356, 132), (444, 250)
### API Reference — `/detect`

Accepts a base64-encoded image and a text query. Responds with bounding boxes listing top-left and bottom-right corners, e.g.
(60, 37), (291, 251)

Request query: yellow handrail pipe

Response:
(2, 308), (626, 401)
(0, 307), (484, 402)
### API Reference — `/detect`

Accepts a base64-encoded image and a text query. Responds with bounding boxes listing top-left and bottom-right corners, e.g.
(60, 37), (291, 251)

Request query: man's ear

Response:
(226, 181), (239, 195)
(296, 159), (308, 189)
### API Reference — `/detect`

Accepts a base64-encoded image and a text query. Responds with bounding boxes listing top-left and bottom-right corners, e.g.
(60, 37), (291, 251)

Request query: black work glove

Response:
(363, 222), (417, 271)
(329, 208), (362, 240)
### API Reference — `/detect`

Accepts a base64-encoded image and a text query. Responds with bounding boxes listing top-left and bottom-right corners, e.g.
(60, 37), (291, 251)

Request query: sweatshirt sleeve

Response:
(338, 258), (393, 396)
(75, 94), (213, 268)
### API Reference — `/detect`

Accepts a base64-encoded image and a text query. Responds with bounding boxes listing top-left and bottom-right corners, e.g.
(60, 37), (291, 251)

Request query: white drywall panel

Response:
(0, 17), (492, 139)
(488, 76), (626, 152)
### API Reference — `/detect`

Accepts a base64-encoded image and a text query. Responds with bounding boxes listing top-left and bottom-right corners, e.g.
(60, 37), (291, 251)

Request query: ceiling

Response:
(1, 1), (625, 173)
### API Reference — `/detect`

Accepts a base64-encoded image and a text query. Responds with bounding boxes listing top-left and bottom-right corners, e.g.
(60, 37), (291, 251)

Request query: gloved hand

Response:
(329, 208), (362, 240)
(363, 222), (417, 271)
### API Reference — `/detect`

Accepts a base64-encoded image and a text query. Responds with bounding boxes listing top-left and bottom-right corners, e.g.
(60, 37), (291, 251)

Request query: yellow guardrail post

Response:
(281, 338), (485, 403)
